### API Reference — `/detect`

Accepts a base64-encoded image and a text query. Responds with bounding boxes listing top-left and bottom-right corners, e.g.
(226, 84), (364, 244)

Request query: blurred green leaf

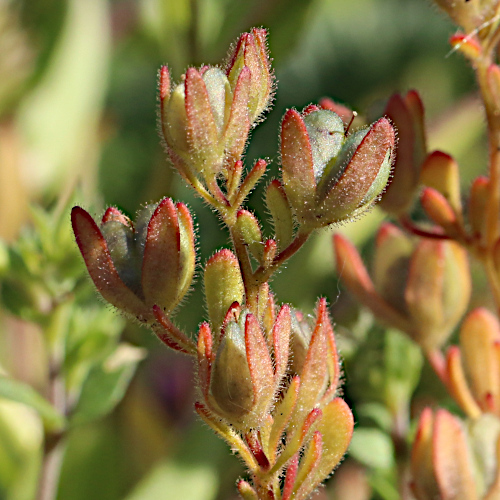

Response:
(71, 344), (146, 426)
(347, 327), (422, 415)
(0, 376), (66, 432)
(0, 401), (42, 500)
(349, 427), (394, 470)
(124, 460), (218, 500)
(17, 0), (110, 197)
(384, 329), (423, 415)
(357, 403), (393, 433)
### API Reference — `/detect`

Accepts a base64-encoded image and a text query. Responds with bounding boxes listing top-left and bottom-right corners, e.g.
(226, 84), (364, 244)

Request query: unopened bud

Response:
(71, 199), (196, 323)
(281, 107), (394, 229)
(226, 28), (274, 123)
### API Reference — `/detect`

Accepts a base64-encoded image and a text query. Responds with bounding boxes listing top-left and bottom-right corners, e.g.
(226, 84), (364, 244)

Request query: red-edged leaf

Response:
(281, 109), (316, 216)
(141, 198), (181, 312)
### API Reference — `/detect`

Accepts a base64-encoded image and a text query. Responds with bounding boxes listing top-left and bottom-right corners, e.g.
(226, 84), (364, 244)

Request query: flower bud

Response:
(410, 408), (478, 500)
(160, 29), (274, 191)
(202, 305), (291, 430)
(334, 223), (471, 351)
(404, 238), (470, 351)
(204, 249), (245, 334)
(71, 198), (196, 323)
(446, 308), (500, 418)
(281, 107), (395, 229)
(233, 210), (263, 262)
(420, 151), (462, 213)
(226, 28), (274, 123)
(379, 90), (426, 215)
(210, 314), (258, 420)
(161, 67), (241, 182)
(450, 33), (482, 60)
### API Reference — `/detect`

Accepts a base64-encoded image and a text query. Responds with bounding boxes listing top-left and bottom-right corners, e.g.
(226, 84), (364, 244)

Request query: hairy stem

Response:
(254, 229), (312, 285)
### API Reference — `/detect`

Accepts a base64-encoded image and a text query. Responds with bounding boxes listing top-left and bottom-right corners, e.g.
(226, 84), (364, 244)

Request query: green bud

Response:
(265, 180), (294, 251)
(204, 249), (244, 334)
(281, 108), (395, 229)
(72, 199), (196, 323)
(210, 316), (254, 419)
(234, 210), (263, 262)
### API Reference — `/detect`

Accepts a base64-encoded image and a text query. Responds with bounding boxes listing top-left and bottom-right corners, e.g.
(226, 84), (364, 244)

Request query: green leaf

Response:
(71, 344), (145, 426)
(124, 460), (218, 500)
(349, 428), (394, 470)
(0, 376), (66, 432)
(384, 329), (423, 414)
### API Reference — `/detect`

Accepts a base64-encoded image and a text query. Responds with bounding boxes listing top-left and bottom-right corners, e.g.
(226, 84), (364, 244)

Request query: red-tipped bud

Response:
(208, 310), (277, 430)
(335, 225), (470, 351)
(458, 308), (500, 414)
(226, 28), (274, 123)
(71, 199), (196, 323)
(450, 33), (482, 60)
(410, 408), (482, 500)
(420, 151), (462, 213)
(204, 249), (245, 335)
(281, 107), (395, 229)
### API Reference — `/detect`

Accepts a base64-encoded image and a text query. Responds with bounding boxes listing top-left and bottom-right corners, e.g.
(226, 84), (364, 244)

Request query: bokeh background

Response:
(0, 0), (487, 499)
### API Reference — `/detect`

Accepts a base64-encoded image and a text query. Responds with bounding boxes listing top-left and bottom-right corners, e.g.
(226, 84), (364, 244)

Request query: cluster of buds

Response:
(280, 106), (395, 229)
(410, 407), (500, 499)
(71, 199), (196, 352)
(333, 222), (471, 353)
(196, 258), (353, 499)
(159, 28), (273, 198)
(68, 27), (415, 498)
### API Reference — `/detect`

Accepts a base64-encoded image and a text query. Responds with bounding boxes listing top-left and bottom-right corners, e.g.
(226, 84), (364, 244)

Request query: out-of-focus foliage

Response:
(0, 0), (484, 499)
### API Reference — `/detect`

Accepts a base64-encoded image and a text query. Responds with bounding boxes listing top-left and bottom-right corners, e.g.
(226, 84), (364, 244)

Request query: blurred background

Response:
(0, 0), (487, 499)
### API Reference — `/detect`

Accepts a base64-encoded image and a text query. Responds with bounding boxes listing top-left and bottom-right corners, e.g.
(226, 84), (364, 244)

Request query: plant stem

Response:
(36, 360), (67, 500)
(254, 229), (311, 284)
(391, 406), (412, 500)
(36, 433), (65, 500)
(475, 40), (500, 312)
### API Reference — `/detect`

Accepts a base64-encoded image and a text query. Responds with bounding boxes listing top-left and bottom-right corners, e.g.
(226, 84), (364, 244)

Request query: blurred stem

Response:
(399, 215), (451, 240)
(475, 44), (500, 312)
(426, 349), (448, 386)
(36, 356), (67, 500)
(391, 406), (412, 500)
(188, 0), (200, 64)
